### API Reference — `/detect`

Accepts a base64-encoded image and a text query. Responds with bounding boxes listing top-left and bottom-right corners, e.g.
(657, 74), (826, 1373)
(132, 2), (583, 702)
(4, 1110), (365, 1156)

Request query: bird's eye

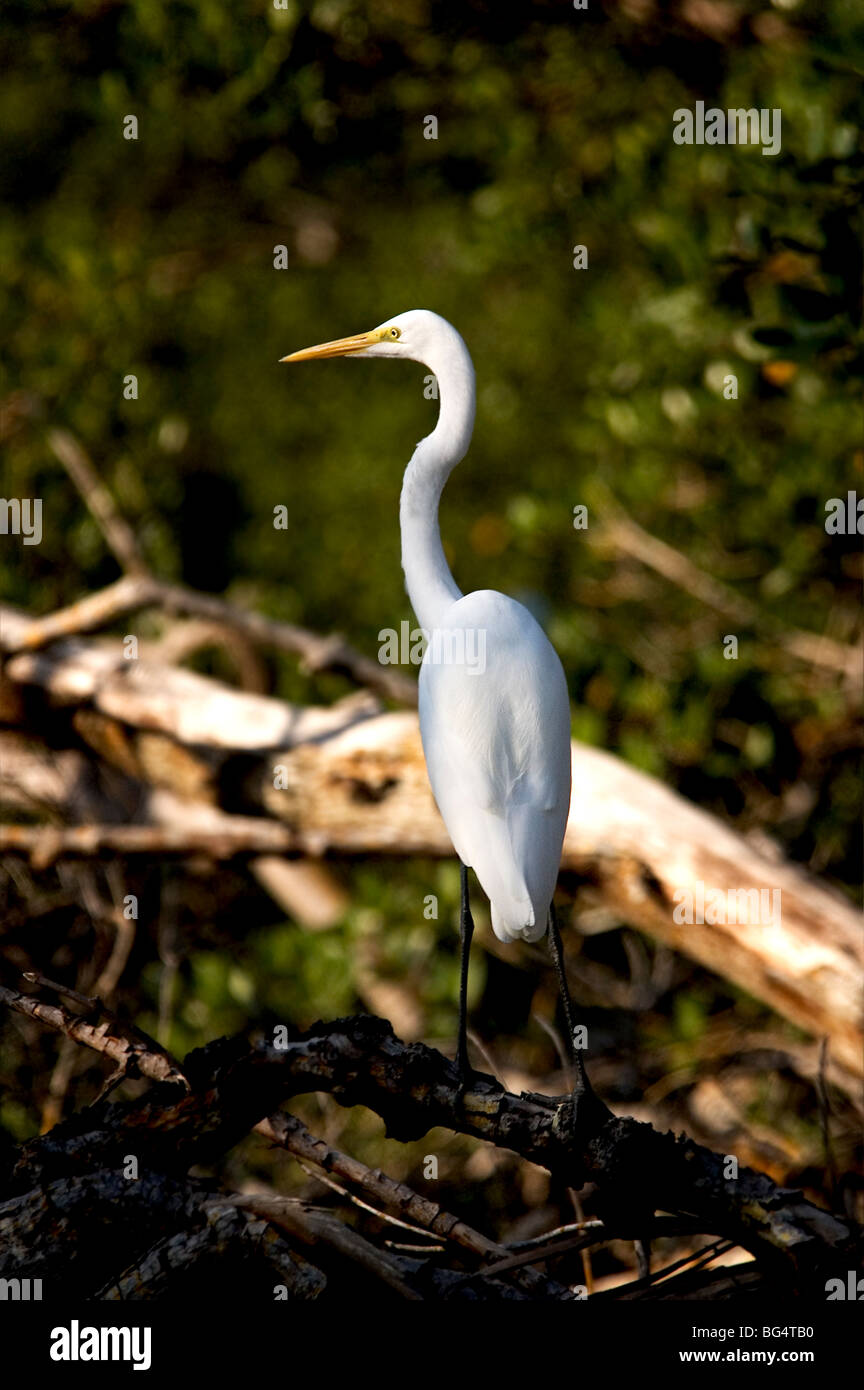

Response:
(388, 327), (401, 339)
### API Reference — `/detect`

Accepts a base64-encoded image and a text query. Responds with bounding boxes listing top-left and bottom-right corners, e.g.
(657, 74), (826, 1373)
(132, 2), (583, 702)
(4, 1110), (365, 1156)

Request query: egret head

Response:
(280, 309), (458, 368)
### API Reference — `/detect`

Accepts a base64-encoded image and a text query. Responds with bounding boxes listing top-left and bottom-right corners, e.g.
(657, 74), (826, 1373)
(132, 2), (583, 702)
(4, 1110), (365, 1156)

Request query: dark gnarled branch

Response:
(4, 1014), (857, 1300)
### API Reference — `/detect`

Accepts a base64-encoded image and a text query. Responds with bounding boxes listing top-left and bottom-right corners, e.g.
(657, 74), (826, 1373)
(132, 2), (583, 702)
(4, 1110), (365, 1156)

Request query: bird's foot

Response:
(454, 1042), (484, 1113)
(557, 1047), (610, 1141)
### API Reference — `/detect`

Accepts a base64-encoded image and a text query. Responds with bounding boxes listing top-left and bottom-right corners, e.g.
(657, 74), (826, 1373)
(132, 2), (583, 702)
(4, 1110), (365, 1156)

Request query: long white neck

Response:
(399, 328), (476, 631)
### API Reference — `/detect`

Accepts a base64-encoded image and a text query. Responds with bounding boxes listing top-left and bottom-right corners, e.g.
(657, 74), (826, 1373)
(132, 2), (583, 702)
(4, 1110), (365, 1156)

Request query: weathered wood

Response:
(96, 1199), (327, 1300)
(4, 1016), (857, 1297)
(0, 577), (416, 704)
(1, 602), (861, 1091)
(0, 982), (188, 1090)
(257, 1110), (562, 1296)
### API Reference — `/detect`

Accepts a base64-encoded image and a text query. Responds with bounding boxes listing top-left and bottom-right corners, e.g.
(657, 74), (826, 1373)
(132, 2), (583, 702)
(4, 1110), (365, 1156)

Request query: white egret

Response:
(282, 310), (581, 1081)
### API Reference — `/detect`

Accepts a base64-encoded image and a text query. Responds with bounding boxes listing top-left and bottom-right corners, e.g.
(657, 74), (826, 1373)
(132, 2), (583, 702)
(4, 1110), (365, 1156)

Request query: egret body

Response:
(282, 310), (577, 1073)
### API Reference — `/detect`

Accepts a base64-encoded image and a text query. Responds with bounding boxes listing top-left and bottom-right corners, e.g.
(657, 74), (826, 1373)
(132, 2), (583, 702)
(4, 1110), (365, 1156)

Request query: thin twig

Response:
(21, 970), (101, 1014)
(3, 572), (418, 705)
(385, 1240), (446, 1253)
(0, 982), (189, 1089)
(505, 1219), (605, 1251)
(294, 1158), (441, 1241)
(91, 900), (137, 1001)
(257, 1110), (571, 1296)
(47, 428), (150, 577)
(606, 1238), (738, 1300)
(596, 497), (860, 683)
(257, 1111), (501, 1262)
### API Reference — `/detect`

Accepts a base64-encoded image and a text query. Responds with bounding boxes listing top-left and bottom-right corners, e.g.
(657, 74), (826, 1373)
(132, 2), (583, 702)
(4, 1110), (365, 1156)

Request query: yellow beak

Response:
(280, 328), (382, 363)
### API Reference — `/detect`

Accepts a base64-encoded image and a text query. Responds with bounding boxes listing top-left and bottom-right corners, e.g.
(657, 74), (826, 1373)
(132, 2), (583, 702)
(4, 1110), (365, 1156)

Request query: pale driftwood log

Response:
(0, 606), (382, 751)
(0, 573), (417, 704)
(1, 606), (861, 1093)
(253, 713), (863, 1089)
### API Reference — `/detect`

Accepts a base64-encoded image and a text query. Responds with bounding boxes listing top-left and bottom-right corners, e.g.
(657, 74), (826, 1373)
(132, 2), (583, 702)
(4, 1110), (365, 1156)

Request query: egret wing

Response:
(418, 590), (571, 940)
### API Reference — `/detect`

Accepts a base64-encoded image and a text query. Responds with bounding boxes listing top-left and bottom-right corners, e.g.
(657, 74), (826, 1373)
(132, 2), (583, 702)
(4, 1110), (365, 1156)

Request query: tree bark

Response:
(2, 600), (861, 1094)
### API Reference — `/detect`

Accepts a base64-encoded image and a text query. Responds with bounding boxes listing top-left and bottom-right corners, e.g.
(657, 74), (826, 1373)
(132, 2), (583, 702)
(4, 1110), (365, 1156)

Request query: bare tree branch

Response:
(257, 1111), (554, 1290)
(596, 498), (861, 684)
(2, 575), (417, 704)
(46, 428), (150, 578)
(3, 1014), (857, 1297)
(1, 595), (861, 1092)
(0, 982), (188, 1089)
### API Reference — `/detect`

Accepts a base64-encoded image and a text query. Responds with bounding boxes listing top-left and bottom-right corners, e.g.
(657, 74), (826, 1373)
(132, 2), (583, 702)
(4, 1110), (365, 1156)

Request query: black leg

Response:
(547, 901), (588, 1095)
(457, 861), (475, 1079)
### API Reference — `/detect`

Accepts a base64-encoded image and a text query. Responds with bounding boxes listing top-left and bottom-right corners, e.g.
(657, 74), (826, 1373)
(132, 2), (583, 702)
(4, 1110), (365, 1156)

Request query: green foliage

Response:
(1, 3), (861, 1180)
(6, 2), (860, 874)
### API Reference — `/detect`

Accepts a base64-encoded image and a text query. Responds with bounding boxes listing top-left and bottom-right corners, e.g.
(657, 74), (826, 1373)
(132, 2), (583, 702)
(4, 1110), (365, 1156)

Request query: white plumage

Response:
(283, 307), (572, 989)
(419, 587), (571, 942)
